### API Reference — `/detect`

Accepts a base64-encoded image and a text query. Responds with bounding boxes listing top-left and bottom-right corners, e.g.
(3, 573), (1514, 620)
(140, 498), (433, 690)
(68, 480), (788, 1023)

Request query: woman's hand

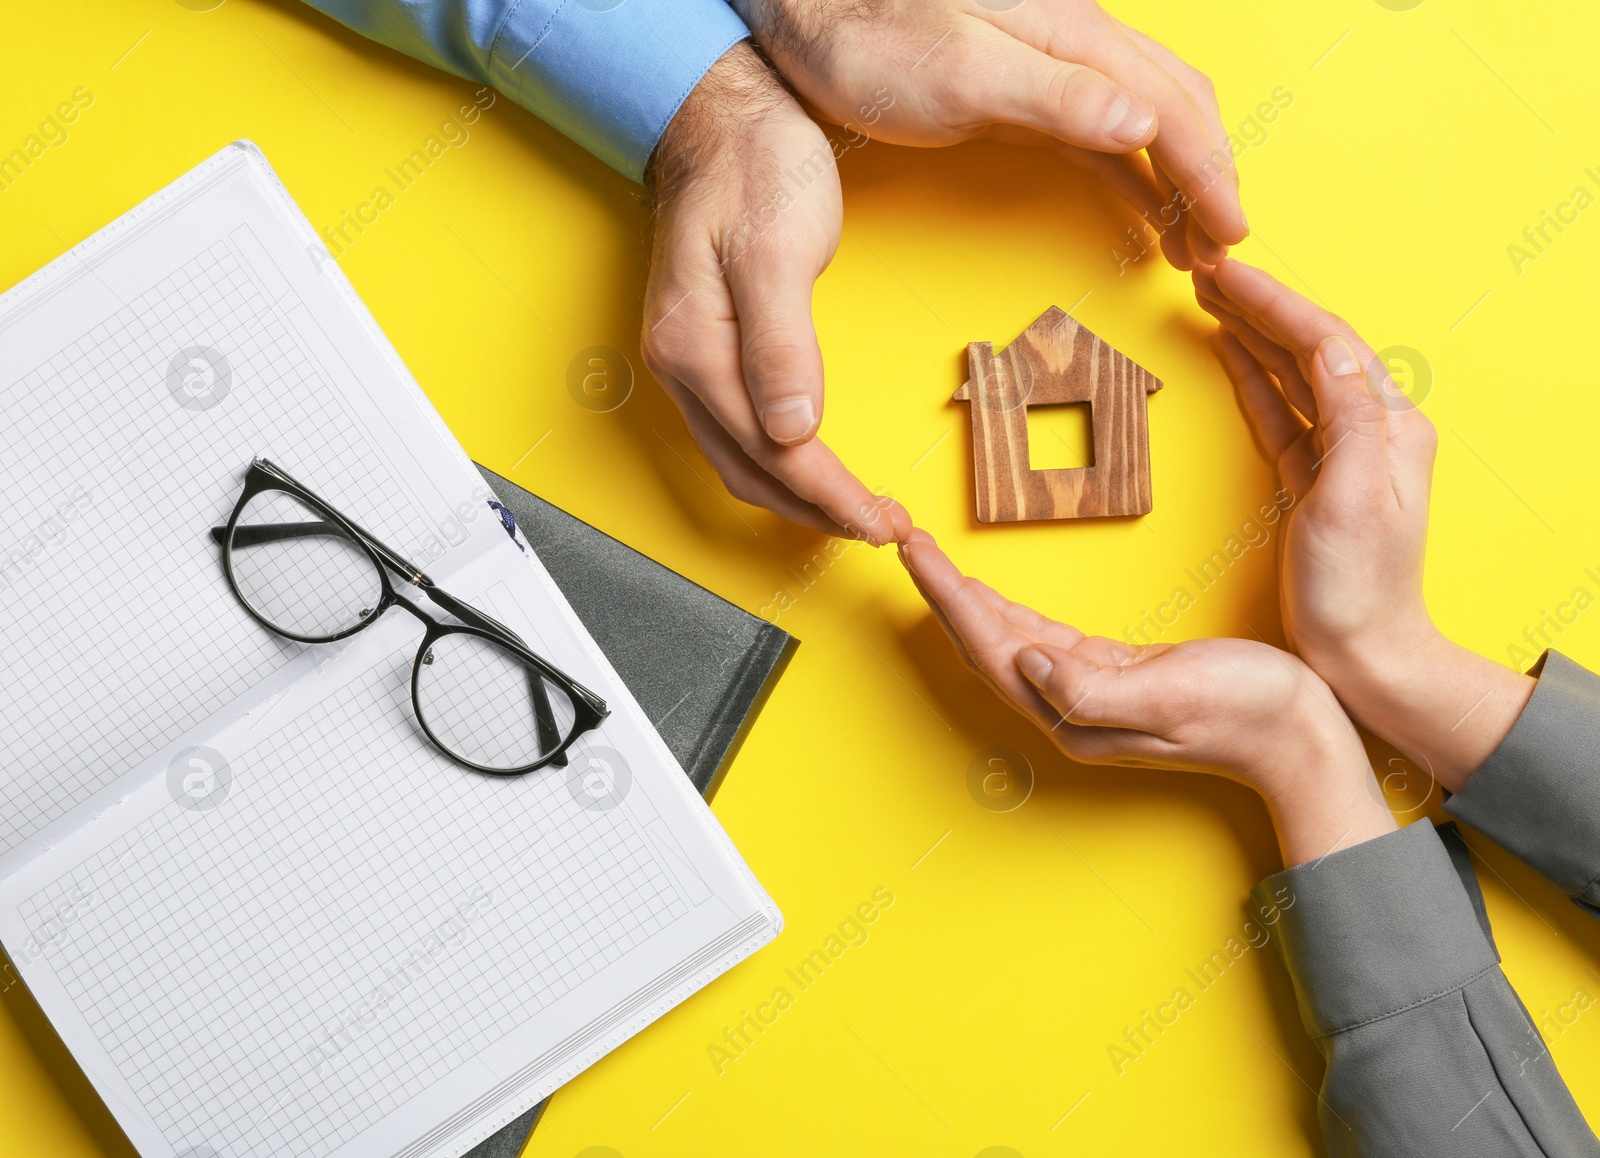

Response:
(900, 531), (1395, 866)
(1195, 258), (1534, 790)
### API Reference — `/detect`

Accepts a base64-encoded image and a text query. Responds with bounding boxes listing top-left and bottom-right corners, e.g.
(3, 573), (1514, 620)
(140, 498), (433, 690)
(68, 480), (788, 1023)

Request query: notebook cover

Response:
(467, 464), (796, 1158)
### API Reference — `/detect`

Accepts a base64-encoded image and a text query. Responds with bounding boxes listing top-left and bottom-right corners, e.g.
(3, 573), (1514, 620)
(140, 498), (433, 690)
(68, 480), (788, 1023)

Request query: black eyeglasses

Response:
(211, 458), (608, 776)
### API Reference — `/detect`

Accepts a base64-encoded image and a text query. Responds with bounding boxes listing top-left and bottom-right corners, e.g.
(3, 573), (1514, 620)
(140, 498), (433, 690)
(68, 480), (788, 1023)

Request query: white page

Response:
(0, 143), (779, 1157)
(0, 142), (506, 862)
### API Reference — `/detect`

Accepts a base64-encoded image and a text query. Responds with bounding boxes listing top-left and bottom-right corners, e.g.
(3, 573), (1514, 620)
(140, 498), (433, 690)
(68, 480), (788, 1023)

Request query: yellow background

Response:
(4, 1), (1600, 1154)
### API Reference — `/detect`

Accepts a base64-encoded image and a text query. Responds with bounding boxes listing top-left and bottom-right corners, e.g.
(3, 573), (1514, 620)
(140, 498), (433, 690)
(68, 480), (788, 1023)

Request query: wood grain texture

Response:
(953, 307), (1163, 522)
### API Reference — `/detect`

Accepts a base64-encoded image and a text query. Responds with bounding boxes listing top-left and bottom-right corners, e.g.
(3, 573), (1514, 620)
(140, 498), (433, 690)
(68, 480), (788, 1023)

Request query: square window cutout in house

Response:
(1026, 402), (1094, 471)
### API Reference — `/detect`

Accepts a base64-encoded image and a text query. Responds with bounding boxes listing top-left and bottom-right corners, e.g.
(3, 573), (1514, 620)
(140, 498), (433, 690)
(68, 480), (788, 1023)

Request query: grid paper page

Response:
(0, 143), (778, 1158)
(0, 237), (446, 856)
(19, 648), (690, 1158)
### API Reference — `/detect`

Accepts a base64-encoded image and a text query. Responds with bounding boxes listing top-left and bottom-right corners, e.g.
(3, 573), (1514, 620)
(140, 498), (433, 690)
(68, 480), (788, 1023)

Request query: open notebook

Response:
(0, 142), (780, 1158)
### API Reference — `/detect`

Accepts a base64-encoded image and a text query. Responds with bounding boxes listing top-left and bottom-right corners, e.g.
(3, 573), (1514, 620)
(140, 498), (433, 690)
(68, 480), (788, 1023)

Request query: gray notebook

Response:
(467, 465), (797, 1157)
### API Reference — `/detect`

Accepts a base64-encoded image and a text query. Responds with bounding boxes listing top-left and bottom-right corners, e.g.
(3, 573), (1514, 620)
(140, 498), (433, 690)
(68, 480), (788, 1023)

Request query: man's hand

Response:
(730, 0), (1248, 269)
(899, 530), (1394, 866)
(1195, 258), (1534, 790)
(644, 42), (911, 543)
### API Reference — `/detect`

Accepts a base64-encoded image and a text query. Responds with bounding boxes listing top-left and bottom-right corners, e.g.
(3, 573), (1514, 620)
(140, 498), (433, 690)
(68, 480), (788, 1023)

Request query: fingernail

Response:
(761, 398), (817, 444)
(1104, 94), (1155, 145)
(1017, 645), (1053, 685)
(898, 538), (926, 574)
(1317, 336), (1360, 378)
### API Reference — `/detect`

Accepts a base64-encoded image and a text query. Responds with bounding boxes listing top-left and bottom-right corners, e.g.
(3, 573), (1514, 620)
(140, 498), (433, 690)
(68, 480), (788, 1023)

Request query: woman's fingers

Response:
(1212, 330), (1311, 467)
(1209, 259), (1377, 369)
(1195, 288), (1319, 424)
(900, 532), (1062, 725)
(898, 536), (1285, 775)
(1304, 335), (1391, 493)
(1012, 641), (1184, 766)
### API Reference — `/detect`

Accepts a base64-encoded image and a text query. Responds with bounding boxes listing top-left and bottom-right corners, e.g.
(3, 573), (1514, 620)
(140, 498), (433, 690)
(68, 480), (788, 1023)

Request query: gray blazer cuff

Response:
(1250, 821), (1499, 1041)
(1445, 650), (1600, 914)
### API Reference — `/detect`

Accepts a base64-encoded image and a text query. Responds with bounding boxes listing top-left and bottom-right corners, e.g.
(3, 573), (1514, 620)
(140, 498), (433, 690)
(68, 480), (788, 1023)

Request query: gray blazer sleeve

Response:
(1250, 821), (1600, 1157)
(1444, 650), (1600, 916)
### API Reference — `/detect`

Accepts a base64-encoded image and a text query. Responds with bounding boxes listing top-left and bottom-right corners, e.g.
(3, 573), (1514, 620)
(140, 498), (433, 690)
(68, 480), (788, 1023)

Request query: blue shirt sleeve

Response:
(300, 0), (750, 182)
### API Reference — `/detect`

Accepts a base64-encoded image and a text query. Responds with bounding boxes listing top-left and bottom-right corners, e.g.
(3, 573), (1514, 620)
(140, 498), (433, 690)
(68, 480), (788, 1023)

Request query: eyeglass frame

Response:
(210, 457), (609, 776)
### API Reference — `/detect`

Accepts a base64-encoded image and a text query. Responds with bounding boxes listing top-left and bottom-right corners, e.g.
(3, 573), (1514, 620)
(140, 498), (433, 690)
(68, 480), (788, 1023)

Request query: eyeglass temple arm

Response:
(230, 458), (426, 581)
(209, 514), (417, 577)
(426, 585), (607, 714)
(427, 586), (609, 763)
(420, 590), (572, 765)
(210, 521), (344, 548)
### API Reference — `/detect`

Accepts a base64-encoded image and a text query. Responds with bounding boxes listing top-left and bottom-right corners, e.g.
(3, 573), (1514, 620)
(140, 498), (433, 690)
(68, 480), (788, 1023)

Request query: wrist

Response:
(1264, 720), (1398, 868)
(725, 0), (818, 78)
(1318, 629), (1535, 793)
(1305, 613), (1443, 712)
(649, 40), (787, 200)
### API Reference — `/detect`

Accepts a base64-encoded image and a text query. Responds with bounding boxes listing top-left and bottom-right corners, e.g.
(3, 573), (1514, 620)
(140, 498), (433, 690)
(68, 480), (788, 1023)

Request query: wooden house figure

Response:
(953, 307), (1163, 522)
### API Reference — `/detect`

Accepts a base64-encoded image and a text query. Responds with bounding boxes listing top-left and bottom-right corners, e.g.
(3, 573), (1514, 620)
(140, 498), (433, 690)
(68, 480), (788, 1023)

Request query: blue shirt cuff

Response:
(302, 0), (750, 182)
(490, 0), (749, 181)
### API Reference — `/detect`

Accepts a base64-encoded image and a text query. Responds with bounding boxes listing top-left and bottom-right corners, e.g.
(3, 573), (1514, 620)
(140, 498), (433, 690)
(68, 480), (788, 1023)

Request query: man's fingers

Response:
(1087, 23), (1245, 247)
(655, 370), (844, 535)
(989, 7), (1244, 249)
(645, 267), (910, 543)
(644, 94), (909, 543)
(1039, 138), (1166, 221)
(963, 27), (1157, 151)
(1149, 160), (1197, 270)
(724, 227), (830, 446)
(1186, 213), (1226, 267)
(1114, 22), (1233, 155)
